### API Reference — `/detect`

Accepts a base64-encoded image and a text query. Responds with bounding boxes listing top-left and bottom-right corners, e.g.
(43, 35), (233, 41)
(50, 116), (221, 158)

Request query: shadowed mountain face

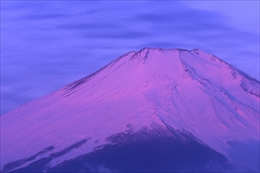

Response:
(1, 48), (259, 172)
(8, 127), (230, 173)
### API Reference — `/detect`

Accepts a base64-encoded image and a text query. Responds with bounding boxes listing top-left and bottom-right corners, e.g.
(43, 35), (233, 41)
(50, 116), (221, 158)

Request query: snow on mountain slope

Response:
(1, 48), (259, 172)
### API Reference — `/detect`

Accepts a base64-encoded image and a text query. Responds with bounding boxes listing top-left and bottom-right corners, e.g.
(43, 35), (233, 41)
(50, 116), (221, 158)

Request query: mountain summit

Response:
(1, 48), (259, 172)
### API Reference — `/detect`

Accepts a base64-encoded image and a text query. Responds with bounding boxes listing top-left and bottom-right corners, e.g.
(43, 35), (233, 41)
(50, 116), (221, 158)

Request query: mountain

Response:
(1, 48), (259, 173)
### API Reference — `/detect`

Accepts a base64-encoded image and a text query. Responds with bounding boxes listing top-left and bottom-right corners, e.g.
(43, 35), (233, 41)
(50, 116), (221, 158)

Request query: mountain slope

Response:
(1, 48), (259, 172)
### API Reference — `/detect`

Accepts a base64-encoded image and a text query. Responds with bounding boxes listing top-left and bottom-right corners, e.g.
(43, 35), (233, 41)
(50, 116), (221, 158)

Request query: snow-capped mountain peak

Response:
(1, 48), (259, 172)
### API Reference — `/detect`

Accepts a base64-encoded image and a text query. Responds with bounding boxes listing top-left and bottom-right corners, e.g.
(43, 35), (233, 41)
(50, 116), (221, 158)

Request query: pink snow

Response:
(1, 48), (259, 170)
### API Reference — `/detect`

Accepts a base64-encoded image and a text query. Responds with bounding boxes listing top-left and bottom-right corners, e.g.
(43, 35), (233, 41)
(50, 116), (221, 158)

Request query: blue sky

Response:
(1, 1), (259, 115)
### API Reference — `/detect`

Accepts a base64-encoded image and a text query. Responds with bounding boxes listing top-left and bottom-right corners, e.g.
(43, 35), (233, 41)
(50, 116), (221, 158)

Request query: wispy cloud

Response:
(1, 1), (259, 114)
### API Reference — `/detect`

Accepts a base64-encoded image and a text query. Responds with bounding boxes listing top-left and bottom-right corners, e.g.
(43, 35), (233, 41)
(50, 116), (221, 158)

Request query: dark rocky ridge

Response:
(7, 126), (230, 173)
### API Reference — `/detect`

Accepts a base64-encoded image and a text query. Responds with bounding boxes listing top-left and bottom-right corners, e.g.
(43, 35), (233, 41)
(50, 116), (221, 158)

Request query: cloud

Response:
(22, 13), (65, 20)
(1, 1), (259, 114)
